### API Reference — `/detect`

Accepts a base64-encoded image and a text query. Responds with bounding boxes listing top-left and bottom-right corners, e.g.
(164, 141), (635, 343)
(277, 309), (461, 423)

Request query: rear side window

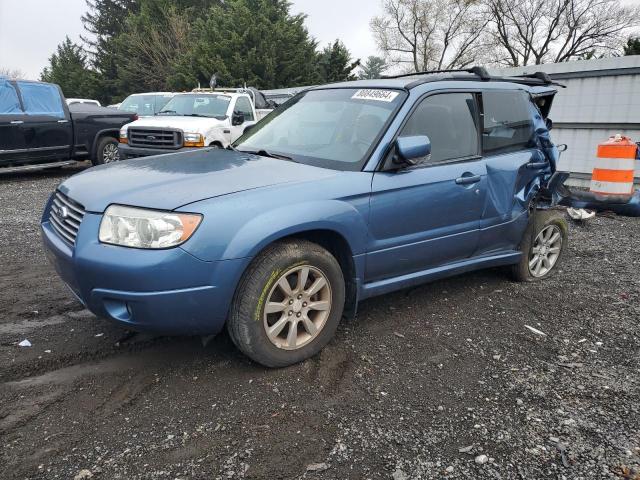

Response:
(401, 93), (479, 164)
(0, 80), (22, 114)
(17, 82), (65, 118)
(482, 90), (534, 155)
(235, 97), (255, 121)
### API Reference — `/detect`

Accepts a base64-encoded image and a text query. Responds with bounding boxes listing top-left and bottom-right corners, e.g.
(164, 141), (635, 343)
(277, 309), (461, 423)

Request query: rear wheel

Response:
(93, 136), (121, 165)
(227, 240), (345, 368)
(511, 210), (568, 282)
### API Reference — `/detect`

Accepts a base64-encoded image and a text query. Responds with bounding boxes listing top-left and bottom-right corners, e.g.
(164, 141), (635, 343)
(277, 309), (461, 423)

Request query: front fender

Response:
(221, 200), (368, 260)
(204, 127), (229, 147)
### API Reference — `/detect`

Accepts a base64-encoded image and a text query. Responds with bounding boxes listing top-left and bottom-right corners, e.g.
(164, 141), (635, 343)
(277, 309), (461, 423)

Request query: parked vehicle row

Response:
(1, 82), (279, 169)
(0, 77), (136, 169)
(41, 67), (574, 367)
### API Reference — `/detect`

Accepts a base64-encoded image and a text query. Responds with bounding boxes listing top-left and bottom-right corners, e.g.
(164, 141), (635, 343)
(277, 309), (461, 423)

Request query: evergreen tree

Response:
(317, 40), (360, 83)
(82, 0), (140, 103)
(172, 0), (320, 90)
(40, 37), (99, 99)
(624, 37), (640, 55)
(116, 0), (192, 93)
(358, 56), (387, 80)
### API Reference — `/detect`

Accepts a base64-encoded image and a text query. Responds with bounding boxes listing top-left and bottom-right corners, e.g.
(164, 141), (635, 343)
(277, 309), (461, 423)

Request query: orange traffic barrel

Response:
(590, 134), (637, 196)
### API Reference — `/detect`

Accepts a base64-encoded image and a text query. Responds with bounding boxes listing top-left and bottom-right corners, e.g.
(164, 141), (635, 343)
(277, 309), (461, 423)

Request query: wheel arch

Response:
(91, 129), (119, 160)
(232, 227), (361, 321)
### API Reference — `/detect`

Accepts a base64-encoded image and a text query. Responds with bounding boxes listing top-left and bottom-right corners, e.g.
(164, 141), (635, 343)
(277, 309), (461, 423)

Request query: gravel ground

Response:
(0, 166), (639, 480)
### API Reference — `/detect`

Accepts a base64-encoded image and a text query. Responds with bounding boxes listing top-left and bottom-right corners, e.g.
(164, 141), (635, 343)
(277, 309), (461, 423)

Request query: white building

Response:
(492, 57), (640, 187)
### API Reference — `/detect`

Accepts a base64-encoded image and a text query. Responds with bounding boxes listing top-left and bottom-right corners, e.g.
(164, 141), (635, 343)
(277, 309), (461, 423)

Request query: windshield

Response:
(234, 88), (406, 171)
(158, 94), (231, 118)
(119, 94), (173, 116)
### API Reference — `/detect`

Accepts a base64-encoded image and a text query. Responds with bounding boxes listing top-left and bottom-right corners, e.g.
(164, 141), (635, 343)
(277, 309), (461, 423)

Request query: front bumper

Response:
(41, 207), (249, 335)
(118, 143), (200, 159)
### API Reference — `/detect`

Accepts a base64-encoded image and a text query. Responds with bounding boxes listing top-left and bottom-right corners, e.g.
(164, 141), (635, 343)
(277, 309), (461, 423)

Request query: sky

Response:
(0, 0), (383, 80)
(1, 0), (640, 80)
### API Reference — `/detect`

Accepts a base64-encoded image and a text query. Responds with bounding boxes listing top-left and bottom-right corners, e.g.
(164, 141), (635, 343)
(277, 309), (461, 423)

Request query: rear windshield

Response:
(157, 94), (231, 118)
(235, 88), (406, 171)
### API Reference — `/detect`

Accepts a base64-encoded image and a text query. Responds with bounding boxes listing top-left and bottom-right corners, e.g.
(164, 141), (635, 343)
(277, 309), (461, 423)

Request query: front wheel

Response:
(511, 210), (568, 282)
(93, 136), (121, 165)
(227, 240), (345, 368)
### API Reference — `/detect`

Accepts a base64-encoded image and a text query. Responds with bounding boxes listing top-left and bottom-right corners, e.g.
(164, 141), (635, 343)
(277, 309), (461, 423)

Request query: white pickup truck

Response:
(118, 88), (274, 159)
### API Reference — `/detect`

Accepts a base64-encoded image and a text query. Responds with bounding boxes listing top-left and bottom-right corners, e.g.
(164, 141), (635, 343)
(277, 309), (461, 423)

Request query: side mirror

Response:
(232, 111), (245, 126)
(393, 135), (432, 168)
(557, 144), (568, 152)
(545, 118), (553, 131)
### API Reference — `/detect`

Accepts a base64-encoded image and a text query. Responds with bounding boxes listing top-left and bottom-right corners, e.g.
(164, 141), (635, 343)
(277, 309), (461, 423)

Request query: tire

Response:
(93, 136), (121, 165)
(511, 210), (568, 282)
(228, 239), (345, 368)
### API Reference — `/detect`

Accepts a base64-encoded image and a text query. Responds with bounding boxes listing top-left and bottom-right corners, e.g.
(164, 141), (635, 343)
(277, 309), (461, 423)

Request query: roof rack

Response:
(382, 66), (565, 88)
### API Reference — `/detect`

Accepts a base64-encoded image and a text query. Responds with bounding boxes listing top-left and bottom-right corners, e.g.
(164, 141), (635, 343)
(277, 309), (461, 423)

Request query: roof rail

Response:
(381, 65), (564, 88)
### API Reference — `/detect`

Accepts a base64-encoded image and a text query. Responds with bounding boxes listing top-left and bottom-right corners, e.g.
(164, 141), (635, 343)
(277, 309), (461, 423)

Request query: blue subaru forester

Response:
(42, 68), (568, 367)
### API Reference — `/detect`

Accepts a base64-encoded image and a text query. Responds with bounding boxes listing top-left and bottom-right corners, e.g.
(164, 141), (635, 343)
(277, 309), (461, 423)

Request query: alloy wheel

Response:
(103, 143), (121, 163)
(263, 265), (332, 350)
(528, 225), (562, 278)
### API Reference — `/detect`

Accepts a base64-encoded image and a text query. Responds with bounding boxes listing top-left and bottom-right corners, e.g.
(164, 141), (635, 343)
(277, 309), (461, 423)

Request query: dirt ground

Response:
(1, 165), (639, 480)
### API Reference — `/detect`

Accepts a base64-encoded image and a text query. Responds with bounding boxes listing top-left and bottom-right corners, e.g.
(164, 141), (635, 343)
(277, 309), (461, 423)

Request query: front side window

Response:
(235, 88), (406, 171)
(235, 97), (254, 122)
(158, 94), (231, 118)
(17, 82), (65, 118)
(0, 80), (22, 114)
(482, 90), (534, 155)
(400, 93), (479, 164)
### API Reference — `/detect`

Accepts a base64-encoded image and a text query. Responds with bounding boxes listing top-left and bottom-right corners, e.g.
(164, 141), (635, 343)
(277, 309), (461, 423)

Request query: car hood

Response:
(59, 149), (337, 213)
(124, 115), (226, 131)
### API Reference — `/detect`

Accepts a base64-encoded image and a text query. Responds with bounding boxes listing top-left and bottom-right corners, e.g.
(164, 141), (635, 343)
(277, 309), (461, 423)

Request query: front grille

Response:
(49, 191), (85, 245)
(128, 128), (183, 149)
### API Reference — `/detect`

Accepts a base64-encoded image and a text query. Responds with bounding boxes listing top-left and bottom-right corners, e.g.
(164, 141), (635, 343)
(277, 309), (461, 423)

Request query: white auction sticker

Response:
(352, 89), (399, 102)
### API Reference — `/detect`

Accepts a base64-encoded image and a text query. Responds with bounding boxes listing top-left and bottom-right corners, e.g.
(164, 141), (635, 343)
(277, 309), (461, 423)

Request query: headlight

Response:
(119, 127), (128, 144)
(99, 205), (202, 249)
(184, 132), (204, 147)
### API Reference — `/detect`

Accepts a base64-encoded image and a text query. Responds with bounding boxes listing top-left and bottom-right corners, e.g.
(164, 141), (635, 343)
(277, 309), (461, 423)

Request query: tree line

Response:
(41, 0), (366, 105)
(38, 0), (640, 105)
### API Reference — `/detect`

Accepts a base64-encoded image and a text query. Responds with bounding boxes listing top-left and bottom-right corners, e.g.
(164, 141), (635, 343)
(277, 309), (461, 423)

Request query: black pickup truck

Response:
(0, 78), (136, 171)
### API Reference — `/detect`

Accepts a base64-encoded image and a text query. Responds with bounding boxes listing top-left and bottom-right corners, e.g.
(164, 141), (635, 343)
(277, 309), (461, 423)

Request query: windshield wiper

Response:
(157, 110), (177, 115)
(186, 113), (211, 118)
(238, 149), (296, 162)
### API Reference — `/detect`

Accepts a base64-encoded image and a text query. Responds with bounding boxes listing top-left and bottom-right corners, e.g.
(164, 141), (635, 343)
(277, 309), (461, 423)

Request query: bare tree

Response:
(487, 0), (640, 66)
(0, 68), (27, 80)
(118, 8), (191, 91)
(371, 0), (489, 72)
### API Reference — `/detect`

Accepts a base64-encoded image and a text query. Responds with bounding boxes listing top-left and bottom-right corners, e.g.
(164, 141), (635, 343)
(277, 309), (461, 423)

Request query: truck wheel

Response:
(511, 210), (568, 282)
(93, 136), (121, 165)
(228, 239), (345, 368)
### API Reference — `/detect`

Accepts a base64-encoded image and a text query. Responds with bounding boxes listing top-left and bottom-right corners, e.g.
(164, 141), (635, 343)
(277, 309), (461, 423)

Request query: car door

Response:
(0, 79), (29, 165)
(366, 92), (487, 283)
(229, 96), (256, 142)
(17, 81), (73, 161)
(474, 89), (550, 255)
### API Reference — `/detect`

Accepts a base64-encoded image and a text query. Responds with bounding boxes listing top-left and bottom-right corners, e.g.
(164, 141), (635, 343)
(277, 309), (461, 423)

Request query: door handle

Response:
(526, 161), (548, 169)
(57, 120), (69, 124)
(10, 120), (24, 125)
(455, 175), (481, 185)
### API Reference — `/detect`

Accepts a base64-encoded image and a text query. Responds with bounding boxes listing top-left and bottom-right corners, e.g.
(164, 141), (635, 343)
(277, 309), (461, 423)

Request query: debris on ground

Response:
(524, 325), (547, 336)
